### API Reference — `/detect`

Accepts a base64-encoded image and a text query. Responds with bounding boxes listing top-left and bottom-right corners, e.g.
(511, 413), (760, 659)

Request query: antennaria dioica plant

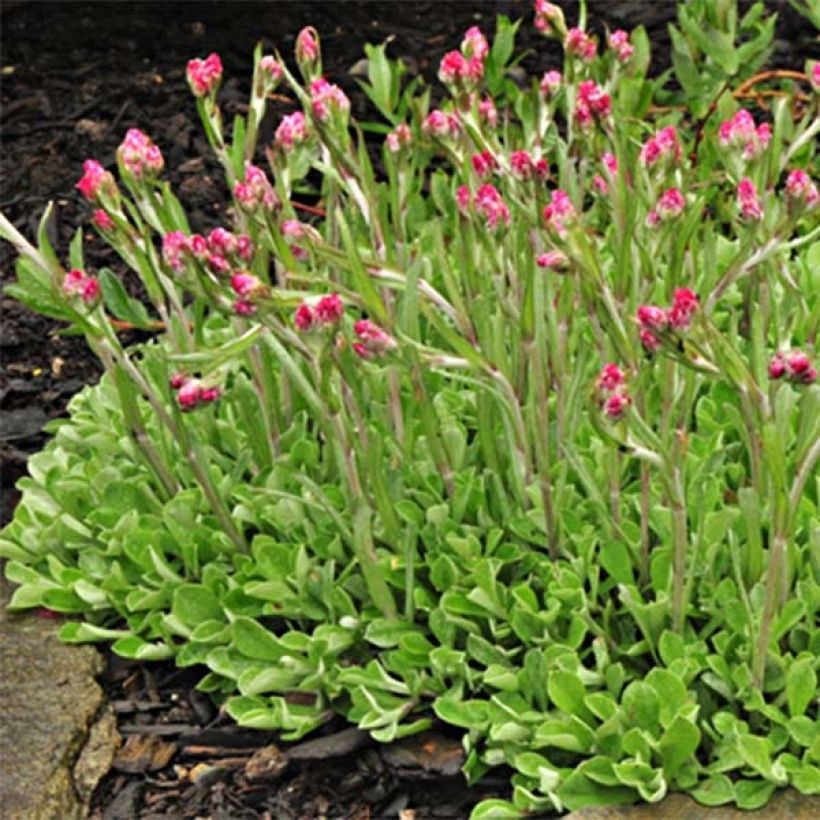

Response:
(1, 1), (818, 814)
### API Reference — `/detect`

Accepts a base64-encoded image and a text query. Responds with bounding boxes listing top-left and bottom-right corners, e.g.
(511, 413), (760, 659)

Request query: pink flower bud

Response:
(603, 392), (631, 420)
(639, 125), (681, 168)
(422, 109), (460, 140)
(540, 70), (562, 98)
(296, 27), (320, 67)
(811, 63), (820, 94)
(718, 109), (770, 160)
(177, 380), (203, 410)
(602, 152), (618, 176)
(353, 319), (397, 359)
(234, 164), (278, 212)
(637, 305), (667, 330)
(640, 329), (662, 353)
(260, 55), (283, 83)
(62, 268), (96, 303)
(510, 150), (535, 180)
(80, 276), (100, 305)
(456, 185), (472, 214)
(593, 175), (609, 195)
(565, 28), (597, 62)
(230, 272), (261, 298)
(462, 26), (489, 61)
(785, 169), (819, 210)
(234, 299), (256, 316)
(574, 80), (610, 128)
(163, 231), (190, 271)
(118, 128), (164, 179)
(597, 363), (625, 392)
(310, 77), (350, 122)
(386, 123), (412, 153)
(536, 250), (568, 271)
(76, 159), (115, 201)
(275, 111), (309, 152)
(169, 373), (189, 390)
(737, 177), (764, 221)
(208, 227), (237, 256)
(439, 50), (469, 86)
(478, 97), (498, 127)
(189, 234), (209, 259)
(608, 30), (634, 62)
(471, 150), (497, 178)
(787, 351), (812, 378)
(666, 287), (699, 330)
(543, 189), (576, 237)
(655, 187), (686, 220)
(315, 293), (344, 325)
(282, 219), (310, 260)
(768, 353), (787, 380)
(92, 209), (115, 231)
(475, 183), (510, 230)
(207, 255), (230, 275)
(534, 1), (565, 37)
(294, 303), (316, 332)
(200, 386), (222, 403)
(236, 234), (254, 262)
(187, 53), (223, 97)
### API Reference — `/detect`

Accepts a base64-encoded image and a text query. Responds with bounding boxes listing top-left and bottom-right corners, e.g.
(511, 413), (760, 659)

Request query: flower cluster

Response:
(353, 320), (397, 360)
(718, 109), (771, 161)
(422, 109), (461, 141)
(646, 187), (686, 226)
(533, 1), (565, 37)
(768, 350), (817, 385)
(259, 55), (283, 85)
(230, 272), (267, 316)
(162, 228), (253, 274)
(737, 178), (764, 222)
(117, 128), (164, 179)
(784, 169), (819, 211)
(233, 164), (278, 212)
(170, 374), (222, 411)
(639, 125), (681, 169)
(186, 53), (223, 97)
(574, 80), (611, 129)
(438, 26), (489, 90)
(386, 123), (412, 154)
(310, 77), (350, 122)
(294, 293), (344, 332)
(597, 363), (631, 420)
(62, 268), (100, 305)
(608, 30), (634, 63)
(543, 189), (576, 237)
(536, 250), (568, 271)
(76, 159), (117, 202)
(565, 27), (597, 62)
(275, 112), (309, 152)
(92, 209), (115, 232)
(637, 288), (699, 352)
(539, 70), (562, 99)
(510, 150), (548, 181)
(296, 27), (320, 70)
(457, 183), (511, 230)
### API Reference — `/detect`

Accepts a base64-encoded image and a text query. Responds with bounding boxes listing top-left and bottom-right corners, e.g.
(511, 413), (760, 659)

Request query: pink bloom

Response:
(236, 234), (254, 262)
(593, 175), (609, 195)
(718, 109), (770, 160)
(510, 150), (534, 180)
(310, 77), (350, 122)
(768, 353), (787, 380)
(234, 164), (278, 212)
(639, 125), (681, 168)
(737, 177), (764, 221)
(439, 50), (468, 85)
(640, 329), (662, 353)
(296, 27), (320, 66)
(294, 303), (316, 332)
(811, 64), (820, 94)
(667, 287), (699, 330)
(282, 219), (310, 260)
(177, 380), (203, 411)
(76, 159), (114, 201)
(602, 152), (618, 175)
(785, 169), (819, 209)
(771, 350), (817, 385)
(534, 1), (564, 36)
(565, 28), (597, 62)
(200, 386), (222, 403)
(275, 111), (309, 151)
(478, 97), (498, 127)
(603, 392), (631, 420)
(92, 209), (115, 231)
(608, 30), (634, 62)
(208, 227), (237, 256)
(207, 255), (230, 275)
(189, 234), (208, 259)
(462, 26), (489, 61)
(637, 305), (667, 330)
(575, 80), (610, 128)
(315, 293), (344, 325)
(62, 268), (100, 305)
(234, 299), (255, 316)
(533, 157), (549, 179)
(353, 319), (397, 359)
(386, 123), (412, 153)
(540, 70), (562, 98)
(456, 185), (472, 214)
(787, 351), (812, 380)
(118, 128), (164, 179)
(230, 272), (261, 298)
(422, 109), (460, 140)
(187, 53), (223, 97)
(536, 250), (569, 271)
(475, 183), (510, 229)
(471, 150), (497, 178)
(598, 363), (625, 392)
(169, 373), (189, 390)
(260, 55), (283, 82)
(656, 187), (686, 220)
(163, 231), (190, 271)
(543, 189), (576, 237)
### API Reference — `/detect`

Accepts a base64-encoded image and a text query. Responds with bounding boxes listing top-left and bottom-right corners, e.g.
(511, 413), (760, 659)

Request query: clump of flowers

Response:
(768, 350), (817, 385)
(186, 53), (223, 97)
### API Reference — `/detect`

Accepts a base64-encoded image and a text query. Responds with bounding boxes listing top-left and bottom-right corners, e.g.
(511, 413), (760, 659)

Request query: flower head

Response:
(386, 123), (412, 154)
(475, 183), (511, 230)
(310, 77), (350, 122)
(737, 177), (764, 221)
(540, 70), (562, 99)
(234, 163), (278, 212)
(187, 53), (223, 97)
(718, 109), (770, 160)
(294, 303), (316, 332)
(543, 189), (576, 237)
(770, 350), (817, 385)
(565, 28), (597, 62)
(471, 150), (497, 178)
(785, 169), (819, 211)
(536, 250), (569, 271)
(92, 209), (115, 231)
(163, 231), (190, 271)
(603, 392), (631, 420)
(534, 1), (566, 37)
(275, 112), (309, 152)
(118, 128), (164, 179)
(62, 268), (100, 306)
(353, 319), (397, 359)
(259, 55), (283, 85)
(315, 293), (344, 325)
(76, 159), (116, 202)
(639, 125), (681, 168)
(423, 109), (461, 140)
(608, 30), (634, 62)
(478, 97), (498, 127)
(597, 363), (625, 393)
(296, 27), (321, 72)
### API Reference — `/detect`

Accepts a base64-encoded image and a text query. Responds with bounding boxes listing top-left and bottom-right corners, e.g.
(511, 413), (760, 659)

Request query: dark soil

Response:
(1, 1), (816, 818)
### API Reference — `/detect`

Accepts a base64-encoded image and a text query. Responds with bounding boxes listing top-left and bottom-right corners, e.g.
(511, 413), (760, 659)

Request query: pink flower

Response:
(162, 231), (190, 271)
(478, 97), (498, 127)
(315, 293), (344, 325)
(186, 53), (223, 97)
(386, 123), (412, 153)
(118, 128), (164, 179)
(667, 287), (698, 330)
(471, 150), (497, 178)
(785, 169), (819, 210)
(76, 159), (114, 201)
(602, 152), (618, 175)
(169, 373), (189, 390)
(535, 250), (568, 271)
(737, 177), (764, 221)
(200, 386), (222, 403)
(593, 174), (609, 195)
(422, 109), (460, 140)
(718, 109), (770, 160)
(639, 125), (681, 168)
(353, 319), (397, 359)
(603, 392), (631, 420)
(275, 111), (309, 151)
(236, 235), (254, 262)
(456, 185), (472, 214)
(608, 30), (634, 62)
(540, 70), (562, 98)
(310, 77), (350, 122)
(770, 351), (817, 384)
(230, 272), (261, 298)
(177, 380), (203, 411)
(637, 305), (667, 330)
(234, 164), (278, 212)
(462, 26), (489, 61)
(640, 329), (662, 353)
(260, 55), (283, 82)
(294, 303), (316, 332)
(208, 227), (237, 256)
(475, 183), (510, 229)
(811, 64), (820, 94)
(296, 27), (320, 66)
(565, 28), (597, 62)
(597, 363), (625, 392)
(234, 299), (256, 316)
(62, 269), (100, 305)
(439, 51), (468, 85)
(575, 80), (610, 129)
(189, 234), (208, 259)
(655, 187), (686, 220)
(543, 189), (576, 237)
(534, 1), (565, 36)
(768, 353), (787, 380)
(92, 209), (115, 231)
(510, 150), (534, 179)
(282, 219), (310, 260)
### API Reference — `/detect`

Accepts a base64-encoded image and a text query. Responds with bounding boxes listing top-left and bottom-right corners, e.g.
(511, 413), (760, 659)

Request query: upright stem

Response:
(670, 465), (689, 634)
(753, 534), (787, 689)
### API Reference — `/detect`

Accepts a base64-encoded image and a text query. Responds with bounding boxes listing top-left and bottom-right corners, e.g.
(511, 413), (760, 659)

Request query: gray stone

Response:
(566, 789), (820, 819)
(0, 576), (120, 820)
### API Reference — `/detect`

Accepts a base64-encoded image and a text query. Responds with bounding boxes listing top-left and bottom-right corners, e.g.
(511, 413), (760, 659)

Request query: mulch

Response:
(1, 1), (816, 817)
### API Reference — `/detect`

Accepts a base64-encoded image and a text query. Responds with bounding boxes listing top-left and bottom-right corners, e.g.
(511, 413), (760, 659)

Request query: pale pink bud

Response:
(785, 169), (819, 210)
(234, 164), (278, 212)
(462, 26), (489, 61)
(534, 1), (565, 37)
(737, 177), (764, 221)
(76, 159), (114, 201)
(296, 27), (320, 67)
(640, 329), (662, 353)
(200, 386), (222, 403)
(92, 209), (115, 231)
(169, 373), (189, 390)
(593, 175), (609, 195)
(315, 293), (344, 325)
(294, 303), (316, 332)
(234, 299), (256, 316)
(656, 187), (686, 220)
(63, 269), (100, 305)
(598, 363), (625, 392)
(260, 55), (283, 82)
(423, 109), (460, 140)
(177, 380), (203, 410)
(475, 183), (510, 229)
(768, 353), (787, 380)
(543, 189), (576, 237)
(639, 125), (681, 168)
(208, 227), (237, 256)
(439, 50), (469, 86)
(471, 150), (497, 178)
(310, 77), (350, 122)
(565, 28), (597, 62)
(536, 250), (569, 271)
(236, 234), (254, 262)
(118, 128), (164, 179)
(602, 152), (618, 175)
(603, 392), (631, 420)
(386, 123), (412, 153)
(189, 234), (209, 259)
(353, 319), (397, 359)
(456, 185), (472, 214)
(540, 70), (562, 98)
(478, 97), (498, 127)
(718, 109), (769, 160)
(230, 272), (261, 298)
(637, 305), (667, 330)
(275, 111), (309, 151)
(608, 30), (634, 62)
(186, 53), (223, 97)
(162, 231), (190, 271)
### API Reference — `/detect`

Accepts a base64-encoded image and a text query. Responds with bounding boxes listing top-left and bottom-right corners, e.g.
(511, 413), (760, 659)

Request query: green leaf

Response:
(600, 539), (635, 585)
(786, 657), (816, 717)
(556, 770), (637, 812)
(99, 268), (153, 328)
(660, 715), (701, 779)
(548, 670), (591, 721)
(734, 778), (777, 809)
(469, 798), (522, 819)
(691, 774), (735, 806)
(172, 583), (225, 627)
(433, 696), (489, 730)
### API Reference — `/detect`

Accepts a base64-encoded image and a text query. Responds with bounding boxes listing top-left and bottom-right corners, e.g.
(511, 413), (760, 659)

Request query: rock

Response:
(0, 576), (120, 819)
(566, 789), (820, 819)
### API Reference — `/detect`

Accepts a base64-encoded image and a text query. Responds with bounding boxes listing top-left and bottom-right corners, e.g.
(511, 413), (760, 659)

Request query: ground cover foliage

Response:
(1, 1), (818, 815)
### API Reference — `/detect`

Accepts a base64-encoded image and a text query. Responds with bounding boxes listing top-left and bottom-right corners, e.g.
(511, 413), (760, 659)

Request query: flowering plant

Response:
(1, 1), (818, 815)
